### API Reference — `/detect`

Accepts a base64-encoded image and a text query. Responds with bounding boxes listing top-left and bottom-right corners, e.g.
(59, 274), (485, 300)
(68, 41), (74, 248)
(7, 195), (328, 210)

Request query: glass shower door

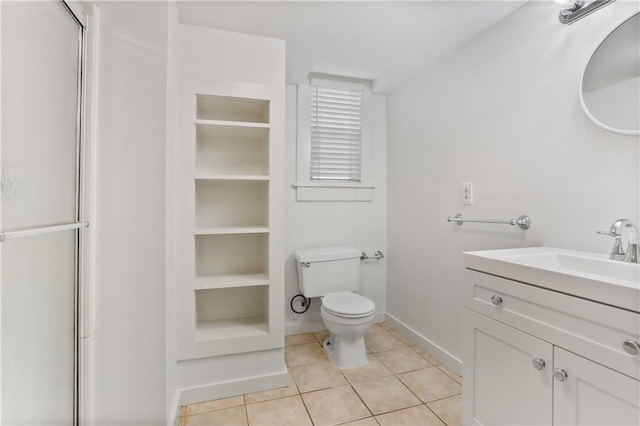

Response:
(0, 1), (85, 424)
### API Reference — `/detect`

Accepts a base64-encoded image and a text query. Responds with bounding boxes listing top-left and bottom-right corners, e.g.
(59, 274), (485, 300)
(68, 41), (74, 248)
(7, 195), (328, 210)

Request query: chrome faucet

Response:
(598, 219), (639, 263)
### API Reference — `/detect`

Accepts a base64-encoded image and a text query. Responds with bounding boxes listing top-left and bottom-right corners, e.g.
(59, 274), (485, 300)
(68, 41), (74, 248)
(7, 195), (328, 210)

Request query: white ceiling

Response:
(177, 1), (527, 93)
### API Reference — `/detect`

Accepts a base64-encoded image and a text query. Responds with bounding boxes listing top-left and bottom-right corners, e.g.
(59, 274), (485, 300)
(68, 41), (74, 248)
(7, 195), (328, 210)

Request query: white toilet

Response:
(295, 246), (375, 369)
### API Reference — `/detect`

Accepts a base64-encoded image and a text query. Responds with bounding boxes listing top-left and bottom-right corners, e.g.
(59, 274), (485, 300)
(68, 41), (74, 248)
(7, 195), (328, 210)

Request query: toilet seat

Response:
(322, 291), (375, 318)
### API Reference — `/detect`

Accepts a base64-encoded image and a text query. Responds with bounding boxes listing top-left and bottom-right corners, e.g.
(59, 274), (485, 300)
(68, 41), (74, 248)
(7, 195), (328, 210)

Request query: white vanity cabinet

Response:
(463, 269), (640, 426)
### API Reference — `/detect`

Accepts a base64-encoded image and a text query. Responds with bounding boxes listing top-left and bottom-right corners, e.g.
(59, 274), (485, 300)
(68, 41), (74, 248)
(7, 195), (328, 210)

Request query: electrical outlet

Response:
(460, 182), (473, 205)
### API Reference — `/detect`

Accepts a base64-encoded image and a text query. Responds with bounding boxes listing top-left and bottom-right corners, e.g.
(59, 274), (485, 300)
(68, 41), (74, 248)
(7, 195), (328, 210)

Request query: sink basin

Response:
(502, 250), (640, 287)
(464, 247), (640, 312)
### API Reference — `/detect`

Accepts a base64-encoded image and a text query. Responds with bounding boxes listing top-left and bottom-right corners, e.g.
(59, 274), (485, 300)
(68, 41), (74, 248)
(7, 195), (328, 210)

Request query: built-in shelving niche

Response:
(195, 180), (269, 230)
(195, 233), (269, 289)
(182, 93), (274, 359)
(195, 286), (269, 341)
(195, 124), (269, 177)
(196, 94), (269, 124)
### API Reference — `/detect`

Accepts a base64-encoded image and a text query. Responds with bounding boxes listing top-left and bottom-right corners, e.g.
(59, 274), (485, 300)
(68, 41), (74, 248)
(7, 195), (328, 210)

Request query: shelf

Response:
(194, 273), (269, 290)
(195, 180), (268, 228)
(195, 119), (269, 129)
(195, 233), (268, 277)
(194, 227), (269, 235)
(196, 94), (269, 124)
(194, 285), (269, 341)
(195, 175), (269, 181)
(181, 92), (277, 360)
(195, 317), (268, 341)
(196, 124), (269, 176)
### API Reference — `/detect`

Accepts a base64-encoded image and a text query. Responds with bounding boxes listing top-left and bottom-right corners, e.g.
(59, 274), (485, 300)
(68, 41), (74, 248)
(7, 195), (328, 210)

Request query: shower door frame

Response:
(0, 1), (88, 424)
(69, 1), (87, 422)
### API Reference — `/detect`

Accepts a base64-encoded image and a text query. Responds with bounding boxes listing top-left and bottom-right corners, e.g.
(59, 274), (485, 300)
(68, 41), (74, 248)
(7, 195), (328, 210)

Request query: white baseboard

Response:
(384, 312), (462, 374)
(169, 390), (181, 426)
(284, 320), (326, 336)
(285, 312), (386, 336)
(178, 370), (289, 407)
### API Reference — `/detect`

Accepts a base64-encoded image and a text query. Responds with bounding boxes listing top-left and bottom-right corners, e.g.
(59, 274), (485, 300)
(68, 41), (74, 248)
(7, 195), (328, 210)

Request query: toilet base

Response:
(323, 333), (368, 369)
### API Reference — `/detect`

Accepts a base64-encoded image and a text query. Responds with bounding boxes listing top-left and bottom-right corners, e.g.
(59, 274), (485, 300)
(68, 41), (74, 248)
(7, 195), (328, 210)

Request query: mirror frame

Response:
(579, 10), (640, 136)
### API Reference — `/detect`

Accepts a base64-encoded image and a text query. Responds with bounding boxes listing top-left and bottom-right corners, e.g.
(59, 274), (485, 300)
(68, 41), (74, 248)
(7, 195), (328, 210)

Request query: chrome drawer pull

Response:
(553, 368), (568, 382)
(622, 340), (640, 356)
(531, 358), (546, 371)
(491, 295), (503, 306)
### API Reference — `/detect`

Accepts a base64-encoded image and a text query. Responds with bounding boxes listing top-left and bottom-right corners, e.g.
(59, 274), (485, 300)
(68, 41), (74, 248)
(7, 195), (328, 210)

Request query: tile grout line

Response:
(436, 364), (463, 385)
(392, 365), (462, 425)
(393, 365), (439, 419)
(424, 403), (449, 426)
(347, 382), (375, 421)
(427, 392), (463, 404)
(241, 394), (249, 426)
(425, 394), (464, 426)
(371, 350), (438, 376)
(296, 389), (315, 426)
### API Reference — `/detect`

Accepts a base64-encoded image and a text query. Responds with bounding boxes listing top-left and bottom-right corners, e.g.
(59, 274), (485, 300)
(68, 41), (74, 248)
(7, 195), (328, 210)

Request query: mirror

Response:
(580, 12), (639, 135)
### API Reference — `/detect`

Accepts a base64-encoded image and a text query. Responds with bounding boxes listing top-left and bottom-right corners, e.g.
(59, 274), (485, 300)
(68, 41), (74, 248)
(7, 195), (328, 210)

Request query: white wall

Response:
(284, 85), (388, 333)
(93, 2), (168, 423)
(386, 1), (640, 371)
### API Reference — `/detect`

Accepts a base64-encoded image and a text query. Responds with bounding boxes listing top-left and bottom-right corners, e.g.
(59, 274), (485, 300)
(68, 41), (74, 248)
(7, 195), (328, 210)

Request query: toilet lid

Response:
(322, 292), (375, 316)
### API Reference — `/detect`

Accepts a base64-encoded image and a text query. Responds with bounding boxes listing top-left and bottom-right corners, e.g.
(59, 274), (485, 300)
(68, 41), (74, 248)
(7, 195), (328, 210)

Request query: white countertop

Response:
(464, 247), (640, 313)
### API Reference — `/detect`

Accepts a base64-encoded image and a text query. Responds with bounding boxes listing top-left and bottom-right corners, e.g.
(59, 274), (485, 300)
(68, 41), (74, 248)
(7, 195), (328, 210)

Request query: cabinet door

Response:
(553, 347), (640, 425)
(464, 309), (553, 425)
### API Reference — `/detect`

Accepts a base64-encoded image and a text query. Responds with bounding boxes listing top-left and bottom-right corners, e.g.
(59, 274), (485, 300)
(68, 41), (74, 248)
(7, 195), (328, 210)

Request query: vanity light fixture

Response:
(556, 0), (616, 24)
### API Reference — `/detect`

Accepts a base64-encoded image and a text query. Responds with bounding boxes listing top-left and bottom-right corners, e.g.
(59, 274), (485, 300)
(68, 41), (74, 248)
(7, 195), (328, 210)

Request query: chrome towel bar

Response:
(0, 221), (89, 242)
(447, 213), (531, 230)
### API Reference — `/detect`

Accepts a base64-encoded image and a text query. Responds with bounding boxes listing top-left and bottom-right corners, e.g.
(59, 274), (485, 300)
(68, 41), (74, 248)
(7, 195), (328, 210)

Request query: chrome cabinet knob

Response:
(553, 368), (568, 382)
(491, 295), (503, 306)
(622, 340), (640, 356)
(531, 358), (546, 371)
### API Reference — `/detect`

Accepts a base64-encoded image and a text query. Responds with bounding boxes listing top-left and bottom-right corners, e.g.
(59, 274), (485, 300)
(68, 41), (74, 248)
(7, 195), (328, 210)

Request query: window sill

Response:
(292, 182), (375, 202)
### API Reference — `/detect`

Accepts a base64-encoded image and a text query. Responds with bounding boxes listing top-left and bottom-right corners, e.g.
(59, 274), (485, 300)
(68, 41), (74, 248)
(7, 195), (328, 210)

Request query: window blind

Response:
(310, 83), (362, 182)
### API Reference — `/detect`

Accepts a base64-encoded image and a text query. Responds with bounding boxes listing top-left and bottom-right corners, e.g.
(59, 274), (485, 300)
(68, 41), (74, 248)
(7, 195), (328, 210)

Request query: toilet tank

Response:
(295, 247), (362, 298)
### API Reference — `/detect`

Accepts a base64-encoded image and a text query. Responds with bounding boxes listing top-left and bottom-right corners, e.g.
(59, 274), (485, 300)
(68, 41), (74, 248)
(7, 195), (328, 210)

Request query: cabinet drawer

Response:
(467, 270), (640, 380)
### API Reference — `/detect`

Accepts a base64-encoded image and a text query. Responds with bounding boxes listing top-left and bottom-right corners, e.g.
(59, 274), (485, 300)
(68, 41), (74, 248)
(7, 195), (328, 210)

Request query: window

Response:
(310, 82), (362, 182)
(295, 75), (375, 201)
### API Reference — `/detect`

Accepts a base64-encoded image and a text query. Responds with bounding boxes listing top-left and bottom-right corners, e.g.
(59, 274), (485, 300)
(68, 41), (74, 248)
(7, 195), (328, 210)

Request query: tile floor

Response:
(179, 323), (463, 426)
